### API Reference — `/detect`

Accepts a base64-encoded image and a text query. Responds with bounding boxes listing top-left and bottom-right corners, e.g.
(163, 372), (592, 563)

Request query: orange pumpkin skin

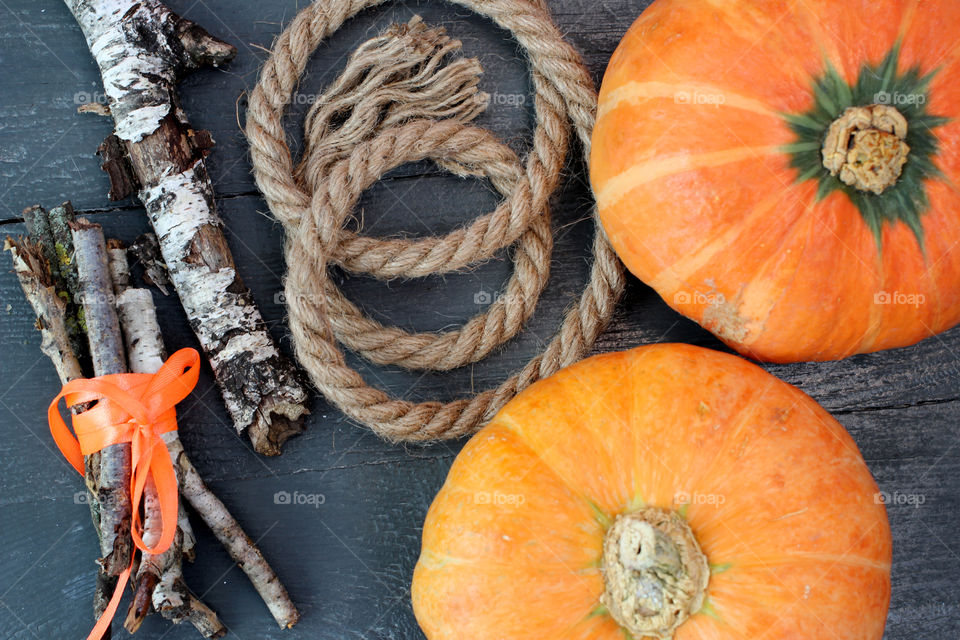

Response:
(590, 0), (960, 363)
(412, 344), (891, 639)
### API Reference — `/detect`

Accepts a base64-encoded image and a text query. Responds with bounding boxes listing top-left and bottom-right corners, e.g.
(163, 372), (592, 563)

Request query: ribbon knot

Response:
(48, 348), (200, 639)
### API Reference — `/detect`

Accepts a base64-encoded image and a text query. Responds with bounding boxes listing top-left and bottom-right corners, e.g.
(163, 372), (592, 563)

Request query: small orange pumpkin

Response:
(412, 344), (891, 639)
(590, 0), (960, 362)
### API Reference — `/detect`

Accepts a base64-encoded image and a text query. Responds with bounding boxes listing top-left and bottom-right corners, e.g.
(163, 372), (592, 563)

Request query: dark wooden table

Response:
(1, 1), (958, 638)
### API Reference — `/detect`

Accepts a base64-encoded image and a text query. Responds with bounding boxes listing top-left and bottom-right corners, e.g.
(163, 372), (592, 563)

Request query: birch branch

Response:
(71, 219), (132, 582)
(4, 237), (84, 388)
(172, 436), (301, 629)
(63, 0), (309, 455)
(109, 244), (300, 630)
(21, 203), (87, 365)
(105, 241), (214, 636)
(5, 227), (114, 636)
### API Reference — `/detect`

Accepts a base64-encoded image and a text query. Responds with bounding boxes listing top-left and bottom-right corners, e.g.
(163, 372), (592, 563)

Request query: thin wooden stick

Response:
(21, 203), (87, 365)
(110, 243), (299, 631)
(107, 242), (227, 638)
(5, 230), (114, 638)
(5, 237), (83, 384)
(71, 218), (132, 583)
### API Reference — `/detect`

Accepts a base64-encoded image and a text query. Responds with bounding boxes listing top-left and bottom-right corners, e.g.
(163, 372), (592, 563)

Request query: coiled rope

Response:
(246, 0), (625, 441)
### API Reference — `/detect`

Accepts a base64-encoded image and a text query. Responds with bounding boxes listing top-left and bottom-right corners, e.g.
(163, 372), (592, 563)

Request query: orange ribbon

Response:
(48, 348), (200, 640)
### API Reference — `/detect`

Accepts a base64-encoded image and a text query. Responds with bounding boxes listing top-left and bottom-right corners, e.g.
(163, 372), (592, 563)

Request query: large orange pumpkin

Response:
(412, 344), (891, 639)
(590, 0), (960, 362)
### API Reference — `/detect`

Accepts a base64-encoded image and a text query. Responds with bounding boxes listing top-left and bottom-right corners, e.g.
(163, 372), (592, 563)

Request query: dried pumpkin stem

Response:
(601, 508), (709, 639)
(821, 104), (910, 195)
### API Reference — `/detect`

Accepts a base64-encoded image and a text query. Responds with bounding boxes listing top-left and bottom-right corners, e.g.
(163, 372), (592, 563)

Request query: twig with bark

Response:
(62, 0), (309, 455)
(7, 211), (119, 636)
(72, 218), (134, 584)
(21, 203), (88, 368)
(109, 241), (300, 631)
(107, 241), (227, 638)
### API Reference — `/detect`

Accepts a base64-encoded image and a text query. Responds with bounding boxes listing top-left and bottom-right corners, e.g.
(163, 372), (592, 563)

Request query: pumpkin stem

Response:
(821, 105), (910, 195)
(601, 508), (709, 639)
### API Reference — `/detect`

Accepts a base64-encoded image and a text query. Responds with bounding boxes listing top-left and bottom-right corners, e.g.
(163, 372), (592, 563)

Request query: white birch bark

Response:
(64, 0), (309, 455)
(72, 219), (133, 580)
(109, 243), (227, 638)
(112, 246), (300, 631)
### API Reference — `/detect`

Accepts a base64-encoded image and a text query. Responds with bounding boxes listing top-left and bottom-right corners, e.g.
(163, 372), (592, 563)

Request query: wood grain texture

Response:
(1, 0), (957, 638)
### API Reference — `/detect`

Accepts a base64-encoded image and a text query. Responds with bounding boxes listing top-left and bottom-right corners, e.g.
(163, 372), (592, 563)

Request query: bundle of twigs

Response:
(6, 203), (298, 637)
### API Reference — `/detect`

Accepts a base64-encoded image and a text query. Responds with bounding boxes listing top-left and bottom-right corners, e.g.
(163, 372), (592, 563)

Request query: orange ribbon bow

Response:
(48, 348), (200, 640)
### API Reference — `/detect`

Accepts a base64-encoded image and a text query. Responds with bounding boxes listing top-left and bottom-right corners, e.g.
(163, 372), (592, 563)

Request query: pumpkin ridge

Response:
(766, 203), (881, 358)
(662, 382), (784, 514)
(493, 411), (600, 511)
(419, 545), (605, 573)
(415, 548), (471, 570)
(905, 220), (952, 334)
(597, 80), (778, 120)
(624, 345), (755, 511)
(711, 519), (886, 602)
(707, 194), (820, 350)
(596, 145), (782, 209)
(789, 1), (848, 83)
(798, 519), (887, 586)
(854, 236), (893, 355)
(734, 552), (891, 572)
(649, 184), (806, 293)
(702, 0), (803, 66)
(939, 40), (960, 78)
(500, 351), (674, 515)
(800, 399), (888, 464)
(895, 0), (922, 44)
(456, 416), (597, 522)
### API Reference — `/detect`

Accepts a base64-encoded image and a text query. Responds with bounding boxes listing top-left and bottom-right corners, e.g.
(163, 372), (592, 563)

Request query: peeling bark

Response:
(63, 0), (309, 454)
(4, 237), (84, 392)
(128, 232), (171, 294)
(98, 135), (139, 201)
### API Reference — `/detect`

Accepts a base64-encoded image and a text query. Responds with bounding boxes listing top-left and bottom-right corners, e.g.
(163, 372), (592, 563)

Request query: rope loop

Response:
(246, 2), (625, 441)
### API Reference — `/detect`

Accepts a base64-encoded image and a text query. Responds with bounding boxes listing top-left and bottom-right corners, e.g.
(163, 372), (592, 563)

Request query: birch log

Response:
(63, 0), (309, 455)
(110, 245), (300, 630)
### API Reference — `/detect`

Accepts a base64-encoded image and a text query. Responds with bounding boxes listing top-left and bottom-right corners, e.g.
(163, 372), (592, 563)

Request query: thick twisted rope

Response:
(246, 1), (625, 441)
